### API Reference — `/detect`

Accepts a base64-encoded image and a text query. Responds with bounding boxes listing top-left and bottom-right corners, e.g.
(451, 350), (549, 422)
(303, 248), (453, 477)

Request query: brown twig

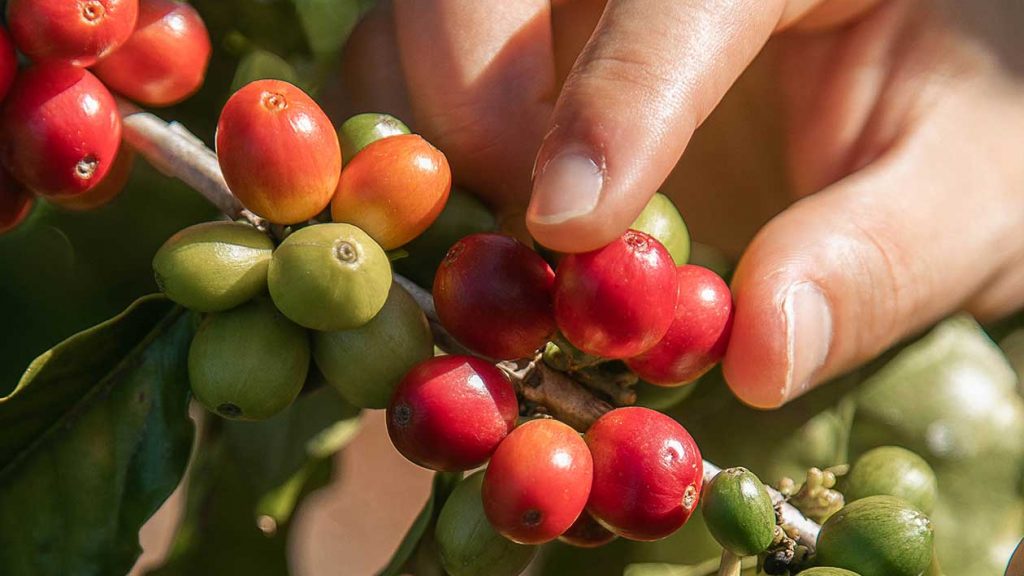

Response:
(122, 104), (821, 551)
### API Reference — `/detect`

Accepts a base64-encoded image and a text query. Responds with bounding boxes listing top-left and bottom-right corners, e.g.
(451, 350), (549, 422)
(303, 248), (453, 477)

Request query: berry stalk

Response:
(119, 104), (822, 551)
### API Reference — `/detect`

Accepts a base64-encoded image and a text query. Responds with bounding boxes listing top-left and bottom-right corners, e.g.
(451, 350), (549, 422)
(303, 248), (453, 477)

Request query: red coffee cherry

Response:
(0, 169), (34, 235)
(216, 79), (342, 225)
(558, 510), (617, 548)
(434, 233), (556, 360)
(387, 355), (517, 471)
(585, 407), (703, 541)
(554, 230), (678, 359)
(91, 0), (211, 107)
(331, 133), (451, 250)
(50, 142), (134, 211)
(1, 64), (122, 198)
(627, 265), (734, 386)
(0, 27), (16, 102)
(482, 419), (593, 544)
(6, 0), (138, 66)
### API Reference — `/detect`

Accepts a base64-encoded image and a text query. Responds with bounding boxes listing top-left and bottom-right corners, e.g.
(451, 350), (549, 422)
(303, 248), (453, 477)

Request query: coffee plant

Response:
(0, 2), (1022, 576)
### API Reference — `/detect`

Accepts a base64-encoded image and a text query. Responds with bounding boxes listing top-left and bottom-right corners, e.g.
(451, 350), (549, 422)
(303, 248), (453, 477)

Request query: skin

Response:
(338, 0), (1024, 409)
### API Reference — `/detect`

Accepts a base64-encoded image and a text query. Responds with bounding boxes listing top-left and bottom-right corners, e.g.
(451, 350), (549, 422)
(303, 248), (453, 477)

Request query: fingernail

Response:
(528, 150), (604, 225)
(782, 282), (832, 403)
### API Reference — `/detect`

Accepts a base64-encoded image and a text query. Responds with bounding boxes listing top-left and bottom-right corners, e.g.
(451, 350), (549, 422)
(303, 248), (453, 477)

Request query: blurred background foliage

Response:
(0, 1), (1022, 575)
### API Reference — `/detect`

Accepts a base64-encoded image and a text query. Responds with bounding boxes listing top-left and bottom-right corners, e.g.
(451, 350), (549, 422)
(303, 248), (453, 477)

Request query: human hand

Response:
(341, 0), (1024, 408)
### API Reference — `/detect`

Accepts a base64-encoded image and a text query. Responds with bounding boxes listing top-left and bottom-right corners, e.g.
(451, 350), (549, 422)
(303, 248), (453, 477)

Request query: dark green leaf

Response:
(292, 0), (362, 58)
(378, 472), (462, 576)
(0, 295), (195, 576)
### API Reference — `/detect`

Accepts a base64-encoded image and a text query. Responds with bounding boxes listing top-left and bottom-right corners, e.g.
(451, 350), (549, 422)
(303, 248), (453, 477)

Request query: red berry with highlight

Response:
(558, 511), (616, 548)
(585, 407), (703, 541)
(387, 355), (518, 472)
(216, 79), (342, 225)
(434, 233), (556, 360)
(554, 230), (678, 359)
(627, 265), (733, 386)
(0, 27), (16, 102)
(1, 64), (121, 198)
(92, 0), (211, 107)
(7, 0), (138, 66)
(482, 419), (593, 544)
(0, 169), (34, 235)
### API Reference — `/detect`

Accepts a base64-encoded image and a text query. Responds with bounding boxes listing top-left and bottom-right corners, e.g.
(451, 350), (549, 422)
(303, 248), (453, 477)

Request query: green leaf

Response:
(231, 49), (300, 93)
(0, 295), (195, 576)
(292, 0), (362, 58)
(378, 472), (462, 576)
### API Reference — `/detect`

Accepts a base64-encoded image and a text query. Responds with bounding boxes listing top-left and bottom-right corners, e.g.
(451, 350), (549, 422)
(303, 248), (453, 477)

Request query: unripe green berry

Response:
(188, 298), (310, 420)
(268, 223), (392, 331)
(312, 282), (433, 409)
(436, 471), (537, 576)
(701, 467), (775, 556)
(815, 495), (933, 576)
(843, 446), (937, 514)
(153, 221), (274, 312)
(630, 192), (690, 265)
(797, 569), (861, 576)
(338, 112), (410, 161)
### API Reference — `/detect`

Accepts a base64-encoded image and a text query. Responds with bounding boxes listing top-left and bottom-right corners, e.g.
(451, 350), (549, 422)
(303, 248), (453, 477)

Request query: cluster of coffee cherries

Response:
(155, 81), (450, 420)
(0, 0), (212, 233)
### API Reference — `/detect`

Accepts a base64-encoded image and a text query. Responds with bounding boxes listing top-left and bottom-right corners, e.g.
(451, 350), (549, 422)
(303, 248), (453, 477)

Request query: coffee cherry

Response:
(795, 569), (861, 576)
(217, 80), (340, 224)
(558, 510), (616, 548)
(815, 496), (933, 576)
(0, 27), (16, 102)
(6, 0), (138, 66)
(482, 419), (593, 544)
(50, 142), (134, 211)
(0, 170), (34, 235)
(92, 0), (211, 107)
(843, 446), (937, 514)
(434, 233), (555, 360)
(338, 112), (410, 161)
(153, 221), (274, 313)
(554, 230), (678, 359)
(188, 298), (310, 421)
(268, 223), (392, 331)
(630, 193), (690, 265)
(626, 265), (733, 386)
(386, 355), (517, 471)
(1, 64), (121, 198)
(701, 467), (775, 556)
(436, 471), (538, 576)
(331, 133), (450, 250)
(585, 407), (703, 541)
(312, 282), (433, 409)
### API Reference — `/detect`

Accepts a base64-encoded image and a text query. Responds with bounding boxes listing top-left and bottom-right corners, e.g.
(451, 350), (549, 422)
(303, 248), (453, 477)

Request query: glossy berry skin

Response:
(92, 0), (211, 107)
(482, 419), (593, 544)
(50, 142), (134, 211)
(585, 407), (703, 541)
(332, 133), (451, 250)
(434, 233), (555, 360)
(554, 230), (678, 359)
(558, 510), (617, 548)
(387, 355), (517, 471)
(0, 27), (16, 102)
(627, 265), (733, 386)
(7, 0), (138, 67)
(216, 80), (341, 224)
(1, 65), (121, 198)
(0, 170), (34, 235)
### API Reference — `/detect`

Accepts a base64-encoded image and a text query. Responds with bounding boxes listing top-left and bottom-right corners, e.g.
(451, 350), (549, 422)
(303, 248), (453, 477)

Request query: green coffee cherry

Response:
(339, 112), (410, 161)
(153, 221), (274, 312)
(630, 192), (690, 265)
(634, 379), (697, 410)
(797, 569), (861, 576)
(393, 187), (497, 288)
(312, 282), (433, 409)
(268, 223), (392, 331)
(843, 446), (937, 514)
(436, 471), (537, 576)
(188, 299), (310, 420)
(701, 467), (775, 556)
(815, 495), (933, 576)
